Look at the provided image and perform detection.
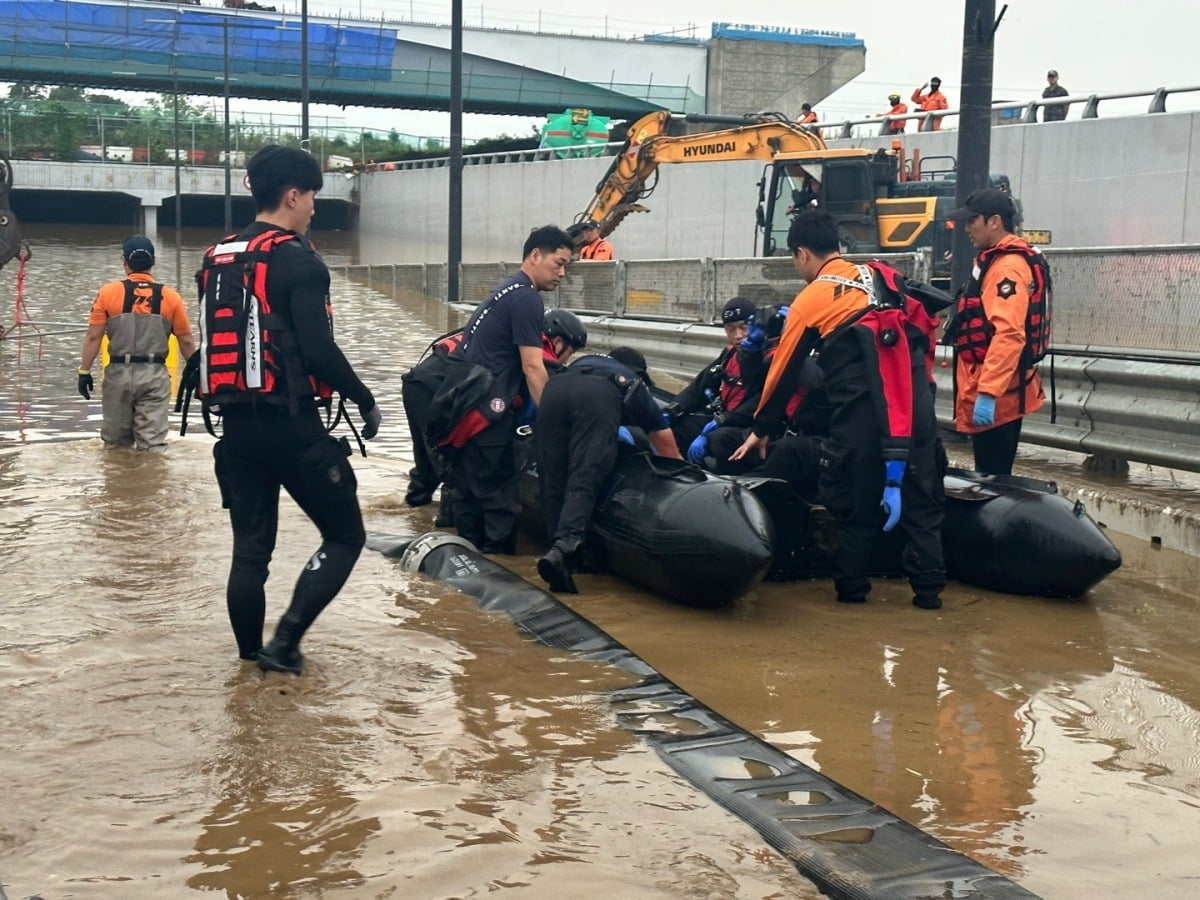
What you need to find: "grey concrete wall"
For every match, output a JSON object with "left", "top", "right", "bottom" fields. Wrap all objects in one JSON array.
[
  {"left": 705, "top": 38, "right": 865, "bottom": 118},
  {"left": 355, "top": 110, "right": 1200, "bottom": 265}
]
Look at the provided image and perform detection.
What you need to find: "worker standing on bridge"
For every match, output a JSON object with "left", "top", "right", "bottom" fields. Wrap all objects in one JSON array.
[
  {"left": 797, "top": 103, "right": 818, "bottom": 125},
  {"left": 730, "top": 209, "right": 946, "bottom": 610},
  {"left": 77, "top": 235, "right": 195, "bottom": 450},
  {"left": 944, "top": 188, "right": 1048, "bottom": 476},
  {"left": 578, "top": 219, "right": 613, "bottom": 260},
  {"left": 883, "top": 94, "right": 908, "bottom": 134},
  {"left": 912, "top": 77, "right": 949, "bottom": 131}
]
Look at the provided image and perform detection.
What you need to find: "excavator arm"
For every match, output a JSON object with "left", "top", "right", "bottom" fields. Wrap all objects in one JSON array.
[{"left": 579, "top": 110, "right": 827, "bottom": 240}]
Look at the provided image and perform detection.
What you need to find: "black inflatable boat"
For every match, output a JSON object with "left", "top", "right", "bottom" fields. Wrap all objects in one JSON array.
[{"left": 516, "top": 442, "right": 1121, "bottom": 607}]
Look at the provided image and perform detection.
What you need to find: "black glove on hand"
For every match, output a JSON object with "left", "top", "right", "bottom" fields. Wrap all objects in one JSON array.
[
  {"left": 360, "top": 404, "right": 382, "bottom": 440},
  {"left": 77, "top": 370, "right": 94, "bottom": 400},
  {"left": 180, "top": 351, "right": 200, "bottom": 391}
]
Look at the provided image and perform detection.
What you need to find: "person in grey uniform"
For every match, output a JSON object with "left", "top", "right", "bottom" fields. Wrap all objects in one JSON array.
[{"left": 78, "top": 235, "right": 196, "bottom": 450}]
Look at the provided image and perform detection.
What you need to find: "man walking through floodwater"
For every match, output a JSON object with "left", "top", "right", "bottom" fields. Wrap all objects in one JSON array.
[
  {"left": 78, "top": 235, "right": 195, "bottom": 450},
  {"left": 198, "top": 145, "right": 382, "bottom": 675}
]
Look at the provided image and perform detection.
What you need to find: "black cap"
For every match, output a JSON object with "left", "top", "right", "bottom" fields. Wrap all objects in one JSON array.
[
  {"left": 609, "top": 346, "right": 654, "bottom": 388},
  {"left": 722, "top": 296, "right": 756, "bottom": 324},
  {"left": 122, "top": 234, "right": 155, "bottom": 270},
  {"left": 948, "top": 188, "right": 1016, "bottom": 222},
  {"left": 1047, "top": 69, "right": 1058, "bottom": 77},
  {"left": 930, "top": 76, "right": 941, "bottom": 85},
  {"left": 582, "top": 219, "right": 599, "bottom": 230}
]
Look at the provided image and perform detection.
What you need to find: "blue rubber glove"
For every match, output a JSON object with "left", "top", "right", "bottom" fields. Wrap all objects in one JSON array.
[
  {"left": 661, "top": 410, "right": 673, "bottom": 428},
  {"left": 972, "top": 394, "right": 996, "bottom": 428},
  {"left": 687, "top": 420, "right": 719, "bottom": 464},
  {"left": 880, "top": 459, "right": 906, "bottom": 532},
  {"left": 616, "top": 426, "right": 634, "bottom": 445},
  {"left": 741, "top": 316, "right": 766, "bottom": 352}
]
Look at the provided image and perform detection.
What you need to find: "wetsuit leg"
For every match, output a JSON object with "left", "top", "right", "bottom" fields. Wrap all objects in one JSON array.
[
  {"left": 539, "top": 374, "right": 620, "bottom": 551},
  {"left": 214, "top": 438, "right": 281, "bottom": 660},
  {"left": 535, "top": 386, "right": 571, "bottom": 543},
  {"left": 452, "top": 410, "right": 519, "bottom": 553},
  {"left": 971, "top": 418, "right": 1022, "bottom": 475},
  {"left": 706, "top": 426, "right": 755, "bottom": 475},
  {"left": 271, "top": 435, "right": 365, "bottom": 650},
  {"left": 753, "top": 433, "right": 821, "bottom": 492},
  {"left": 401, "top": 371, "right": 441, "bottom": 505},
  {"left": 900, "top": 380, "right": 947, "bottom": 606}
]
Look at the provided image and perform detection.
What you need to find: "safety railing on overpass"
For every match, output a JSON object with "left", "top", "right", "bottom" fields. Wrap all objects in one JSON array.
[{"left": 340, "top": 243, "right": 1200, "bottom": 473}]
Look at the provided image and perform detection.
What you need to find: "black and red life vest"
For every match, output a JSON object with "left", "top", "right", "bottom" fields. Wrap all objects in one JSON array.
[
  {"left": 716, "top": 349, "right": 749, "bottom": 413},
  {"left": 947, "top": 242, "right": 1052, "bottom": 368},
  {"left": 197, "top": 227, "right": 333, "bottom": 412}
]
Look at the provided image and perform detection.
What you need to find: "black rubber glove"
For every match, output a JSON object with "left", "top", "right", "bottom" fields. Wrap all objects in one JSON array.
[
  {"left": 360, "top": 404, "right": 382, "bottom": 440},
  {"left": 77, "top": 370, "right": 94, "bottom": 400}
]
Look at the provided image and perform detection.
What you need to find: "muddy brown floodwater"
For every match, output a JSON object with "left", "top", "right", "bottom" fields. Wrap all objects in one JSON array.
[{"left": 2, "top": 225, "right": 1199, "bottom": 898}]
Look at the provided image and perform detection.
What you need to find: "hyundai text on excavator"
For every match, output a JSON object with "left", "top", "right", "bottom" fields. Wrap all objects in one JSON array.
[{"left": 577, "top": 110, "right": 1024, "bottom": 285}]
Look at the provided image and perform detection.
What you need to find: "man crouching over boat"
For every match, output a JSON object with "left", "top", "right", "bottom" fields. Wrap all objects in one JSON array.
[
  {"left": 535, "top": 347, "right": 682, "bottom": 593},
  {"left": 731, "top": 210, "right": 945, "bottom": 610}
]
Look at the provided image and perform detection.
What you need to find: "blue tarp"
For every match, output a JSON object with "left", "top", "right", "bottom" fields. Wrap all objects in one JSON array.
[
  {"left": 711, "top": 21, "right": 864, "bottom": 48},
  {"left": 0, "top": 0, "right": 396, "bottom": 81}
]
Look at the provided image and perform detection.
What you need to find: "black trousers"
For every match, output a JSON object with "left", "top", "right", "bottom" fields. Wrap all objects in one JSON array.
[
  {"left": 214, "top": 406, "right": 365, "bottom": 659},
  {"left": 754, "top": 433, "right": 821, "bottom": 490},
  {"left": 535, "top": 372, "right": 621, "bottom": 552},
  {"left": 449, "top": 409, "right": 520, "bottom": 551},
  {"left": 820, "top": 388, "right": 946, "bottom": 603},
  {"left": 400, "top": 367, "right": 444, "bottom": 500},
  {"left": 971, "top": 417, "right": 1023, "bottom": 475}
]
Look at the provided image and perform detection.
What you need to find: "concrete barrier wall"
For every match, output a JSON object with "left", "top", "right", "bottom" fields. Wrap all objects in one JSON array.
[{"left": 356, "top": 110, "right": 1200, "bottom": 265}]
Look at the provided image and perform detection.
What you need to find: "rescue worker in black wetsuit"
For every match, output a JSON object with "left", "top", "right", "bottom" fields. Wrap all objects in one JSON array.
[
  {"left": 440, "top": 225, "right": 575, "bottom": 554},
  {"left": 731, "top": 209, "right": 945, "bottom": 610},
  {"left": 535, "top": 347, "right": 682, "bottom": 593},
  {"left": 664, "top": 296, "right": 765, "bottom": 453},
  {"left": 200, "top": 145, "right": 382, "bottom": 675}
]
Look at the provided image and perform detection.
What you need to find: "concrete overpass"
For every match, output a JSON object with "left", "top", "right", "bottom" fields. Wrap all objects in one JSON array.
[
  {"left": 0, "top": 0, "right": 865, "bottom": 119},
  {"left": 10, "top": 159, "right": 357, "bottom": 238}
]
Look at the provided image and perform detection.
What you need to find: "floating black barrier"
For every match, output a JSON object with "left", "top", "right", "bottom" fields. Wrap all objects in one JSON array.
[{"left": 368, "top": 531, "right": 1041, "bottom": 899}]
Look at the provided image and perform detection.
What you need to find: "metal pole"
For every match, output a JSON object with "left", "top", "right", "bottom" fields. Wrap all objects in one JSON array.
[
  {"left": 448, "top": 0, "right": 463, "bottom": 303},
  {"left": 951, "top": 0, "right": 1000, "bottom": 289},
  {"left": 174, "top": 73, "right": 181, "bottom": 249},
  {"left": 301, "top": 0, "right": 310, "bottom": 148},
  {"left": 223, "top": 19, "right": 232, "bottom": 233}
]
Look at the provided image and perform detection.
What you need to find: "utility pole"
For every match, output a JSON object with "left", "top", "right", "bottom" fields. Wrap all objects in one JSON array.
[
  {"left": 447, "top": 0, "right": 463, "bottom": 303},
  {"left": 952, "top": 0, "right": 1004, "bottom": 289},
  {"left": 301, "top": 0, "right": 310, "bottom": 148},
  {"left": 223, "top": 18, "right": 232, "bottom": 233}
]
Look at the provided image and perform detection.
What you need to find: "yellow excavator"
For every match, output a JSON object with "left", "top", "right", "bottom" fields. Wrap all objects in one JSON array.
[{"left": 579, "top": 110, "right": 1023, "bottom": 282}]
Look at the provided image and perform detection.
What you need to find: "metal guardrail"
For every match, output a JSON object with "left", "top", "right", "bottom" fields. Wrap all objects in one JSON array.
[
  {"left": 341, "top": 244, "right": 1200, "bottom": 473},
  {"left": 365, "top": 85, "right": 1200, "bottom": 171}
]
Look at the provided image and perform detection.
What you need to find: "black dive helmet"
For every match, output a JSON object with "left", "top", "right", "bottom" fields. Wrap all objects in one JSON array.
[{"left": 544, "top": 308, "right": 588, "bottom": 349}]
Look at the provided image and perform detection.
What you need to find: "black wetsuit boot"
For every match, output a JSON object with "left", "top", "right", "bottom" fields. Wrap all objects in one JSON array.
[{"left": 258, "top": 541, "right": 363, "bottom": 674}]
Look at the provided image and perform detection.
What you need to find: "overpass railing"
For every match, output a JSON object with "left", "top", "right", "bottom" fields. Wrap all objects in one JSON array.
[{"left": 341, "top": 244, "right": 1200, "bottom": 473}]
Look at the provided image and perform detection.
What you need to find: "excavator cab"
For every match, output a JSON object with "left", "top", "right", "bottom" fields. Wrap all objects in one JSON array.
[{"left": 760, "top": 154, "right": 882, "bottom": 256}]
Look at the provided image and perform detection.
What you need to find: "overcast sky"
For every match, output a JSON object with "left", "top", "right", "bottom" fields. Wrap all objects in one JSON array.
[{"left": 114, "top": 0, "right": 1200, "bottom": 141}]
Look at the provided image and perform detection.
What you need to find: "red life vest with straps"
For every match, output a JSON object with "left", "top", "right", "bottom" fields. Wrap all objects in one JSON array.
[
  {"left": 946, "top": 242, "right": 1052, "bottom": 367},
  {"left": 717, "top": 349, "right": 749, "bottom": 413},
  {"left": 197, "top": 227, "right": 334, "bottom": 412}
]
